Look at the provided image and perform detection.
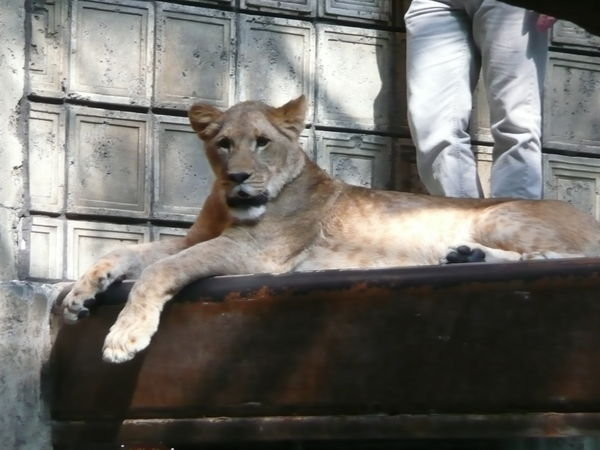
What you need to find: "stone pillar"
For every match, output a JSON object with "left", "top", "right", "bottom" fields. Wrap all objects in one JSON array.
[
  {"left": 0, "top": 0, "right": 27, "bottom": 280},
  {"left": 0, "top": 281, "right": 60, "bottom": 450}
]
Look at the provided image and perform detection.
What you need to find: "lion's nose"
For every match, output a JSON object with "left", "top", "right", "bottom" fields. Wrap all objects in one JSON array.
[{"left": 228, "top": 172, "right": 251, "bottom": 184}]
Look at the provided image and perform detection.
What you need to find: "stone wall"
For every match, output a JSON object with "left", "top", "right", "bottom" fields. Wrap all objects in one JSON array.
[
  {"left": 543, "top": 27, "right": 600, "bottom": 216},
  {"left": 24, "top": 0, "right": 416, "bottom": 280},
  {"left": 14, "top": 0, "right": 600, "bottom": 280}
]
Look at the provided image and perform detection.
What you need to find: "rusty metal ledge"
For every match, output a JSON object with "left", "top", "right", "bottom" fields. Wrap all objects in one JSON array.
[
  {"left": 51, "top": 412, "right": 600, "bottom": 445},
  {"left": 51, "top": 259, "right": 600, "bottom": 444},
  {"left": 54, "top": 257, "right": 600, "bottom": 306}
]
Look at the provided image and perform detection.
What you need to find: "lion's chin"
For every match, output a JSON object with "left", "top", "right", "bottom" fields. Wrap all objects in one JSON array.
[
  {"left": 229, "top": 205, "right": 267, "bottom": 222},
  {"left": 226, "top": 191, "right": 269, "bottom": 222},
  {"left": 225, "top": 191, "right": 269, "bottom": 208}
]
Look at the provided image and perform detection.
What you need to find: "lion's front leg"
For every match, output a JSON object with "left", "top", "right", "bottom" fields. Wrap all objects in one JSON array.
[
  {"left": 62, "top": 238, "right": 188, "bottom": 323},
  {"left": 101, "top": 273, "right": 165, "bottom": 363},
  {"left": 102, "top": 236, "right": 258, "bottom": 363}
]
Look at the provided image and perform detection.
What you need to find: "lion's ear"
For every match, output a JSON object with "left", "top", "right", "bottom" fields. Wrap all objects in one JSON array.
[
  {"left": 188, "top": 103, "right": 223, "bottom": 140},
  {"left": 272, "top": 95, "right": 307, "bottom": 137}
]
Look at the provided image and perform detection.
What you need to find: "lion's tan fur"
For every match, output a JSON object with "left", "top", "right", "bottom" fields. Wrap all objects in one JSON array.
[{"left": 62, "top": 95, "right": 600, "bottom": 363}]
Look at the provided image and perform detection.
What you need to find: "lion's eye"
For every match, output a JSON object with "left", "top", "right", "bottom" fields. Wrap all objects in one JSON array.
[
  {"left": 217, "top": 137, "right": 231, "bottom": 149},
  {"left": 256, "top": 136, "right": 270, "bottom": 148}
]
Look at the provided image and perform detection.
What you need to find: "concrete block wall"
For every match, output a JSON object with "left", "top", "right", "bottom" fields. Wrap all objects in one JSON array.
[
  {"left": 14, "top": 0, "right": 600, "bottom": 282},
  {"left": 23, "top": 0, "right": 418, "bottom": 281},
  {"left": 543, "top": 23, "right": 600, "bottom": 219}
]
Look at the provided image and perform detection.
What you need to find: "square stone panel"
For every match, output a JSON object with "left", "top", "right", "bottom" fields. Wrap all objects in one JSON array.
[
  {"left": 67, "top": 106, "right": 150, "bottom": 218},
  {"left": 237, "top": 15, "right": 315, "bottom": 121},
  {"left": 29, "top": 104, "right": 66, "bottom": 213},
  {"left": 240, "top": 0, "right": 315, "bottom": 16},
  {"left": 28, "top": 216, "right": 65, "bottom": 279},
  {"left": 544, "top": 53, "right": 600, "bottom": 154},
  {"left": 66, "top": 220, "right": 149, "bottom": 279},
  {"left": 29, "top": 0, "right": 68, "bottom": 97},
  {"left": 551, "top": 21, "right": 600, "bottom": 52},
  {"left": 155, "top": 3, "right": 235, "bottom": 110},
  {"left": 151, "top": 226, "right": 189, "bottom": 241},
  {"left": 543, "top": 153, "right": 600, "bottom": 220},
  {"left": 316, "top": 25, "right": 405, "bottom": 132},
  {"left": 316, "top": 131, "right": 392, "bottom": 189},
  {"left": 153, "top": 115, "right": 214, "bottom": 223},
  {"left": 69, "top": 0, "right": 153, "bottom": 106},
  {"left": 319, "top": 0, "right": 392, "bottom": 25}
]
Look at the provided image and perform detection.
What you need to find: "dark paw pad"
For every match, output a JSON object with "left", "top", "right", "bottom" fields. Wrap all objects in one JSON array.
[
  {"left": 445, "top": 245, "right": 486, "bottom": 264},
  {"left": 83, "top": 297, "right": 97, "bottom": 308}
]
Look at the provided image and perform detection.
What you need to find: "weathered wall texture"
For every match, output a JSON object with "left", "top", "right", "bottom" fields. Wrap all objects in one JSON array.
[
  {"left": 0, "top": 281, "right": 59, "bottom": 450},
  {"left": 22, "top": 0, "right": 407, "bottom": 281},
  {"left": 1, "top": 2, "right": 596, "bottom": 276},
  {"left": 17, "top": 0, "right": 600, "bottom": 281},
  {"left": 0, "top": 0, "right": 27, "bottom": 280}
]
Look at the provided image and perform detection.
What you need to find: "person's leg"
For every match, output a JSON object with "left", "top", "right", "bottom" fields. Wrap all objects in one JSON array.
[
  {"left": 473, "top": 0, "right": 547, "bottom": 199},
  {"left": 405, "top": 0, "right": 482, "bottom": 198}
]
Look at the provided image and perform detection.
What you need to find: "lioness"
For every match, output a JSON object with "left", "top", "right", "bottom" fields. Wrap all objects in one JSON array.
[{"left": 63, "top": 95, "right": 600, "bottom": 363}]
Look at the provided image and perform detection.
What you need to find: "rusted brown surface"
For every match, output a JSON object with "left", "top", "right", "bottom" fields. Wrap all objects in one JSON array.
[
  {"left": 51, "top": 413, "right": 600, "bottom": 445},
  {"left": 51, "top": 259, "right": 600, "bottom": 444},
  {"left": 499, "top": 0, "right": 599, "bottom": 35}
]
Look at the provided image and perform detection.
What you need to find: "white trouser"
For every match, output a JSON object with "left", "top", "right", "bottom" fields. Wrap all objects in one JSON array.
[{"left": 405, "top": 0, "right": 548, "bottom": 198}]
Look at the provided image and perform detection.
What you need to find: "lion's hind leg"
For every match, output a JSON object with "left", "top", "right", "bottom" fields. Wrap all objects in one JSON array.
[
  {"left": 521, "top": 250, "right": 586, "bottom": 260},
  {"left": 471, "top": 199, "right": 600, "bottom": 262},
  {"left": 441, "top": 243, "right": 522, "bottom": 265},
  {"left": 441, "top": 244, "right": 586, "bottom": 265},
  {"left": 444, "top": 245, "right": 486, "bottom": 264}
]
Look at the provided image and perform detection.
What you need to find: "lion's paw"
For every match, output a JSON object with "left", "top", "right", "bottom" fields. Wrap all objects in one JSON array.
[
  {"left": 441, "top": 245, "right": 486, "bottom": 264},
  {"left": 102, "top": 309, "right": 159, "bottom": 363},
  {"left": 62, "top": 288, "right": 98, "bottom": 323},
  {"left": 62, "top": 262, "right": 124, "bottom": 323}
]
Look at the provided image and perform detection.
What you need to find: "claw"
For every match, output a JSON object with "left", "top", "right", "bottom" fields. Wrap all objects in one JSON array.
[{"left": 63, "top": 309, "right": 80, "bottom": 324}]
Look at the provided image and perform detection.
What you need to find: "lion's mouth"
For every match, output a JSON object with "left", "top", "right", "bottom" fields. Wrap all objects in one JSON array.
[{"left": 226, "top": 191, "right": 269, "bottom": 208}]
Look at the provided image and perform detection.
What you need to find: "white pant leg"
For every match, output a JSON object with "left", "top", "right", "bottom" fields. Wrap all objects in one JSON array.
[
  {"left": 473, "top": 0, "right": 547, "bottom": 199},
  {"left": 405, "top": 0, "right": 483, "bottom": 198}
]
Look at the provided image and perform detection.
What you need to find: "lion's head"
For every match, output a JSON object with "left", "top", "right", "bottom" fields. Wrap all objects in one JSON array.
[{"left": 188, "top": 96, "right": 307, "bottom": 221}]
